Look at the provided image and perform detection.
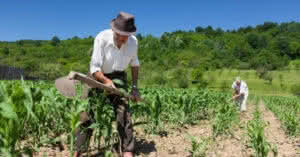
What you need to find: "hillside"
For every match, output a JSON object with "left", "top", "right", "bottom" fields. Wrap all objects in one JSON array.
[{"left": 0, "top": 21, "right": 300, "bottom": 93}]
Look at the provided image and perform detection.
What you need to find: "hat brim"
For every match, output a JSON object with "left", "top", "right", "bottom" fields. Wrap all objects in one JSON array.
[{"left": 110, "top": 20, "right": 136, "bottom": 36}]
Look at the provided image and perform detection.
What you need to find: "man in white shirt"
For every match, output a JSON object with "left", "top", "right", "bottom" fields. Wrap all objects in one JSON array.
[
  {"left": 232, "top": 77, "right": 248, "bottom": 112},
  {"left": 74, "top": 12, "right": 140, "bottom": 157}
]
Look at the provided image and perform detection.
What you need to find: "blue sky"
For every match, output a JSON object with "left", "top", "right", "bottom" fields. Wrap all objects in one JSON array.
[{"left": 0, "top": 0, "right": 299, "bottom": 41}]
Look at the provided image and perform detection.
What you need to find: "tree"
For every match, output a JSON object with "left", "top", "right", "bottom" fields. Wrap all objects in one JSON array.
[
  {"left": 204, "top": 26, "right": 215, "bottom": 36},
  {"left": 275, "top": 37, "right": 290, "bottom": 57},
  {"left": 136, "top": 33, "right": 143, "bottom": 41},
  {"left": 2, "top": 47, "right": 9, "bottom": 55},
  {"left": 238, "top": 26, "right": 253, "bottom": 33},
  {"left": 289, "top": 41, "right": 300, "bottom": 59},
  {"left": 20, "top": 48, "right": 26, "bottom": 55},
  {"left": 195, "top": 26, "right": 204, "bottom": 33},
  {"left": 256, "top": 21, "right": 277, "bottom": 32},
  {"left": 51, "top": 36, "right": 60, "bottom": 46},
  {"left": 215, "top": 28, "right": 224, "bottom": 36},
  {"left": 35, "top": 41, "right": 42, "bottom": 47},
  {"left": 16, "top": 40, "right": 24, "bottom": 46},
  {"left": 246, "top": 33, "right": 267, "bottom": 49}
]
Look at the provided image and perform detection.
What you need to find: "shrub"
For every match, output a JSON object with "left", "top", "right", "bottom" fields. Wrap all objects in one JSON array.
[
  {"left": 291, "top": 84, "right": 300, "bottom": 96},
  {"left": 191, "top": 68, "right": 208, "bottom": 88},
  {"left": 153, "top": 74, "right": 167, "bottom": 86},
  {"left": 177, "top": 77, "right": 189, "bottom": 88},
  {"left": 2, "top": 47, "right": 9, "bottom": 55},
  {"left": 20, "top": 49, "right": 26, "bottom": 55},
  {"left": 51, "top": 36, "right": 61, "bottom": 46}
]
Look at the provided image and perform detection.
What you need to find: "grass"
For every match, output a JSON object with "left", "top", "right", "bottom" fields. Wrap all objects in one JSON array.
[
  {"left": 204, "top": 69, "right": 300, "bottom": 96},
  {"left": 129, "top": 68, "right": 299, "bottom": 97}
]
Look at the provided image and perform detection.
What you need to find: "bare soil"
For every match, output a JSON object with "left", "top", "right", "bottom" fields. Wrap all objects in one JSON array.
[
  {"left": 258, "top": 101, "right": 300, "bottom": 157},
  {"left": 24, "top": 101, "right": 300, "bottom": 157}
]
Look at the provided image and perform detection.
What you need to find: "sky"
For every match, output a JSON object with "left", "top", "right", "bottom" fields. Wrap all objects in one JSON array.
[{"left": 0, "top": 0, "right": 299, "bottom": 41}]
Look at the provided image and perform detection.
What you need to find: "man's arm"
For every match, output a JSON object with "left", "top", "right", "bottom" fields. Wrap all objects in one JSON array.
[
  {"left": 90, "top": 35, "right": 115, "bottom": 88},
  {"left": 131, "top": 66, "right": 139, "bottom": 88}
]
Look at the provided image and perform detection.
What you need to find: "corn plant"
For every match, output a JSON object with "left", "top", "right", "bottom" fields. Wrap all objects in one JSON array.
[
  {"left": 212, "top": 97, "right": 239, "bottom": 137},
  {"left": 247, "top": 101, "right": 277, "bottom": 157},
  {"left": 263, "top": 96, "right": 300, "bottom": 136},
  {"left": 185, "top": 135, "right": 210, "bottom": 157},
  {"left": 0, "top": 80, "right": 250, "bottom": 155}
]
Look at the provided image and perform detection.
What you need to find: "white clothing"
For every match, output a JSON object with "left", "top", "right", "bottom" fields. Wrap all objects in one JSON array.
[
  {"left": 232, "top": 81, "right": 249, "bottom": 96},
  {"left": 90, "top": 29, "right": 140, "bottom": 74},
  {"left": 232, "top": 80, "right": 249, "bottom": 111}
]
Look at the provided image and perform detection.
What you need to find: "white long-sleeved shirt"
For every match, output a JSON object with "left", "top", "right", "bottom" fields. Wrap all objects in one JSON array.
[
  {"left": 90, "top": 29, "right": 140, "bottom": 74},
  {"left": 232, "top": 81, "right": 249, "bottom": 96}
]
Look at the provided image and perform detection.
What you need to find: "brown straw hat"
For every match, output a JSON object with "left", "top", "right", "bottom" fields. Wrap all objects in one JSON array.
[{"left": 110, "top": 11, "right": 137, "bottom": 36}]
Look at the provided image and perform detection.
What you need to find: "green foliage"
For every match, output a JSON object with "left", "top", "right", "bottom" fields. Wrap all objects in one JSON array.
[
  {"left": 51, "top": 36, "right": 60, "bottom": 46},
  {"left": 2, "top": 47, "right": 9, "bottom": 55},
  {"left": 220, "top": 80, "right": 228, "bottom": 92},
  {"left": 290, "top": 84, "right": 300, "bottom": 96},
  {"left": 247, "top": 103, "right": 277, "bottom": 157},
  {"left": 256, "top": 67, "right": 273, "bottom": 84},
  {"left": 264, "top": 96, "right": 300, "bottom": 135},
  {"left": 191, "top": 68, "right": 208, "bottom": 88},
  {"left": 0, "top": 21, "right": 300, "bottom": 83},
  {"left": 20, "top": 48, "right": 26, "bottom": 55},
  {"left": 212, "top": 98, "right": 239, "bottom": 137},
  {"left": 34, "top": 40, "right": 42, "bottom": 47},
  {"left": 186, "top": 135, "right": 210, "bottom": 157},
  {"left": 16, "top": 40, "right": 24, "bottom": 46},
  {"left": 288, "top": 60, "right": 300, "bottom": 70},
  {"left": 0, "top": 80, "right": 238, "bottom": 155},
  {"left": 172, "top": 68, "right": 189, "bottom": 88}
]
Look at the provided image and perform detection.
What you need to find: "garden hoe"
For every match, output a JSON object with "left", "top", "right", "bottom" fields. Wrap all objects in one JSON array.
[{"left": 55, "top": 71, "right": 145, "bottom": 102}]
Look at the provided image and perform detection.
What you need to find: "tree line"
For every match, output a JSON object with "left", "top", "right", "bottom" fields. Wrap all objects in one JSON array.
[{"left": 0, "top": 21, "right": 299, "bottom": 82}]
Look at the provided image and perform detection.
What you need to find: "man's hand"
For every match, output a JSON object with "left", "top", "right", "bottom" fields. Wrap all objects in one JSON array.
[
  {"left": 93, "top": 71, "right": 116, "bottom": 89},
  {"left": 232, "top": 94, "right": 241, "bottom": 100},
  {"left": 232, "top": 95, "right": 238, "bottom": 100},
  {"left": 131, "top": 88, "right": 141, "bottom": 102},
  {"left": 103, "top": 79, "right": 116, "bottom": 89}
]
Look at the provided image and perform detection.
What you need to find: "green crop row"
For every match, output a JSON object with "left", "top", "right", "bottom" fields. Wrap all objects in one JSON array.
[
  {"left": 263, "top": 96, "right": 300, "bottom": 136},
  {"left": 0, "top": 80, "right": 242, "bottom": 156}
]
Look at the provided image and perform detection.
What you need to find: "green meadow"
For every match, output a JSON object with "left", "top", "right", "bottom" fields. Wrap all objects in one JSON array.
[{"left": 204, "top": 69, "right": 300, "bottom": 96}]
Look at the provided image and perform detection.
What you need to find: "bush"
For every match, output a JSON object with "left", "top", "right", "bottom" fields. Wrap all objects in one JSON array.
[
  {"left": 264, "top": 73, "right": 273, "bottom": 84},
  {"left": 51, "top": 36, "right": 61, "bottom": 46},
  {"left": 177, "top": 77, "right": 189, "bottom": 88},
  {"left": 20, "top": 49, "right": 26, "bottom": 55},
  {"left": 220, "top": 80, "right": 228, "bottom": 92},
  {"left": 153, "top": 74, "right": 167, "bottom": 86},
  {"left": 256, "top": 67, "right": 273, "bottom": 84},
  {"left": 35, "top": 41, "right": 42, "bottom": 47},
  {"left": 172, "top": 68, "right": 189, "bottom": 88},
  {"left": 191, "top": 68, "right": 208, "bottom": 88},
  {"left": 291, "top": 84, "right": 300, "bottom": 96},
  {"left": 2, "top": 47, "right": 9, "bottom": 55},
  {"left": 16, "top": 40, "right": 24, "bottom": 46}
]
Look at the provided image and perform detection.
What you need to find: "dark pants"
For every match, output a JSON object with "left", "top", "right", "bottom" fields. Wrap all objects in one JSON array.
[{"left": 75, "top": 71, "right": 134, "bottom": 153}]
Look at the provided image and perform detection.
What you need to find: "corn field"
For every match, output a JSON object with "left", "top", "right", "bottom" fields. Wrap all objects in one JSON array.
[{"left": 0, "top": 80, "right": 300, "bottom": 156}]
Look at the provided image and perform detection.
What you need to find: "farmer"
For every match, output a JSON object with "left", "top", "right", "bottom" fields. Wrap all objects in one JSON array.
[
  {"left": 232, "top": 76, "right": 248, "bottom": 112},
  {"left": 74, "top": 12, "right": 140, "bottom": 157}
]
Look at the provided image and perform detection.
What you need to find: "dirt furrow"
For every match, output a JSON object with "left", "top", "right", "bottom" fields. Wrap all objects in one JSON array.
[
  {"left": 206, "top": 103, "right": 255, "bottom": 157},
  {"left": 259, "top": 101, "right": 300, "bottom": 157},
  {"left": 134, "top": 120, "right": 212, "bottom": 157}
]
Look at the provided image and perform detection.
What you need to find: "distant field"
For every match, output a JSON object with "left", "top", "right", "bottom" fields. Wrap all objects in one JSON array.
[{"left": 204, "top": 69, "right": 300, "bottom": 96}]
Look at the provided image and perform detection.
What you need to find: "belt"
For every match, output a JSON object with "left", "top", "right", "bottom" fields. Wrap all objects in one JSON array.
[
  {"left": 104, "top": 71, "right": 126, "bottom": 79},
  {"left": 104, "top": 71, "right": 125, "bottom": 75}
]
